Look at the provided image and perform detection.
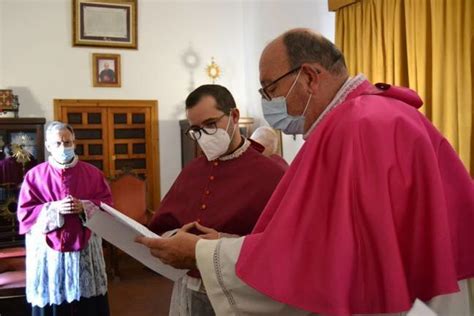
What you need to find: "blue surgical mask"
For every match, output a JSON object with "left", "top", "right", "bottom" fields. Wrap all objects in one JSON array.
[
  {"left": 52, "top": 147, "right": 75, "bottom": 164},
  {"left": 262, "top": 70, "right": 312, "bottom": 135}
]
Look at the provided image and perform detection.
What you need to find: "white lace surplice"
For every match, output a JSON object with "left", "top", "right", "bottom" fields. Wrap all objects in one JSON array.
[{"left": 25, "top": 201, "right": 108, "bottom": 308}]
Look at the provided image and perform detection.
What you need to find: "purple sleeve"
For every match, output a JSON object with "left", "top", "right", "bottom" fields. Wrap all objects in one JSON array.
[
  {"left": 88, "top": 175, "right": 113, "bottom": 207},
  {"left": 17, "top": 173, "right": 46, "bottom": 234}
]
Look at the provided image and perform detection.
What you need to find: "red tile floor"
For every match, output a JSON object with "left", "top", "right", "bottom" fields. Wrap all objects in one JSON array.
[{"left": 108, "top": 254, "right": 174, "bottom": 316}]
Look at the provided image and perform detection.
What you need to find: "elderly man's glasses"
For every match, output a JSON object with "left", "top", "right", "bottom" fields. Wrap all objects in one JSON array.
[
  {"left": 258, "top": 66, "right": 301, "bottom": 101},
  {"left": 185, "top": 114, "right": 227, "bottom": 141}
]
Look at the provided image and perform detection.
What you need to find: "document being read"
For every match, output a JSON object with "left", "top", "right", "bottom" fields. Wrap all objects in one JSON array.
[{"left": 85, "top": 202, "right": 187, "bottom": 281}]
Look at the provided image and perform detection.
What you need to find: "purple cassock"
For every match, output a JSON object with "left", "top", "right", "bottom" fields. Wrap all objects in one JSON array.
[
  {"left": 269, "top": 154, "right": 289, "bottom": 170},
  {"left": 149, "top": 143, "right": 286, "bottom": 237},
  {"left": 149, "top": 139, "right": 286, "bottom": 280},
  {"left": 17, "top": 160, "right": 112, "bottom": 252}
]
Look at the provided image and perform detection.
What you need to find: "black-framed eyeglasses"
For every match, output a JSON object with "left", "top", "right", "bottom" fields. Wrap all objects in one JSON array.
[
  {"left": 184, "top": 113, "right": 227, "bottom": 141},
  {"left": 258, "top": 66, "right": 301, "bottom": 101}
]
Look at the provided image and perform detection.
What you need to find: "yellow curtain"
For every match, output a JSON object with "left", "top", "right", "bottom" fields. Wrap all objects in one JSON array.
[{"left": 335, "top": 0, "right": 474, "bottom": 174}]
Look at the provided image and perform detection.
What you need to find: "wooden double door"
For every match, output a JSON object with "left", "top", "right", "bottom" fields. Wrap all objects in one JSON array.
[{"left": 54, "top": 99, "right": 160, "bottom": 209}]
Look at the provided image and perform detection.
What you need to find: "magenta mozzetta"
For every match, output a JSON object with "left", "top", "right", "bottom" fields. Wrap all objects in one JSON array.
[{"left": 17, "top": 158, "right": 112, "bottom": 252}]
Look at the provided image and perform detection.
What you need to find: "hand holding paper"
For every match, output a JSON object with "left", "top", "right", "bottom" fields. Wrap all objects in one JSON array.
[
  {"left": 181, "top": 221, "right": 220, "bottom": 240},
  {"left": 135, "top": 231, "right": 200, "bottom": 270}
]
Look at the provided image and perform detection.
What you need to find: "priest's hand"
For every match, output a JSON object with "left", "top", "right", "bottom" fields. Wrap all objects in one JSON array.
[
  {"left": 54, "top": 196, "right": 83, "bottom": 214},
  {"left": 181, "top": 221, "right": 220, "bottom": 240},
  {"left": 135, "top": 231, "right": 200, "bottom": 270},
  {"left": 70, "top": 197, "right": 84, "bottom": 214}
]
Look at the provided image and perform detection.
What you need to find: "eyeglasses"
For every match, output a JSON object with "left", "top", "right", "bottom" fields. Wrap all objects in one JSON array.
[
  {"left": 185, "top": 114, "right": 227, "bottom": 141},
  {"left": 258, "top": 66, "right": 301, "bottom": 101}
]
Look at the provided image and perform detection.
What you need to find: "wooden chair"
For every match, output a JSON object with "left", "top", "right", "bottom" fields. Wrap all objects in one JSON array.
[{"left": 106, "top": 173, "right": 153, "bottom": 280}]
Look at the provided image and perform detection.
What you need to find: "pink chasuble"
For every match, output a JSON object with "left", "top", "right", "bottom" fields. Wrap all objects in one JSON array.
[
  {"left": 18, "top": 160, "right": 112, "bottom": 252},
  {"left": 236, "top": 81, "right": 474, "bottom": 315}
]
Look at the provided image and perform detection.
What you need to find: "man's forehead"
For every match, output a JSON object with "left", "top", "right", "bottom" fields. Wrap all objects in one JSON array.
[
  {"left": 48, "top": 129, "right": 74, "bottom": 141},
  {"left": 259, "top": 40, "right": 290, "bottom": 84},
  {"left": 186, "top": 96, "right": 224, "bottom": 124}
]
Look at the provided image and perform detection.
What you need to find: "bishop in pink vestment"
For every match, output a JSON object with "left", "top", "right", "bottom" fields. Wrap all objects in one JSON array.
[
  {"left": 135, "top": 29, "right": 474, "bottom": 316},
  {"left": 236, "top": 78, "right": 474, "bottom": 315}
]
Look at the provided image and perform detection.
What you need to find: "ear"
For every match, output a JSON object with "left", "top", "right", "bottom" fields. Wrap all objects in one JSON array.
[
  {"left": 45, "top": 142, "right": 51, "bottom": 153},
  {"left": 231, "top": 108, "right": 240, "bottom": 124},
  {"left": 300, "top": 63, "right": 320, "bottom": 94}
]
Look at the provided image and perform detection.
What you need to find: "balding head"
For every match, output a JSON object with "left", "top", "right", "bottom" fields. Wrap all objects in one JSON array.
[
  {"left": 282, "top": 28, "right": 346, "bottom": 75},
  {"left": 260, "top": 28, "right": 347, "bottom": 80},
  {"left": 258, "top": 29, "right": 349, "bottom": 134}
]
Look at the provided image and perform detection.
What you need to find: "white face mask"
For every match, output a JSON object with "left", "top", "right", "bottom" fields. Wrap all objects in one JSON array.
[{"left": 197, "top": 114, "right": 236, "bottom": 161}]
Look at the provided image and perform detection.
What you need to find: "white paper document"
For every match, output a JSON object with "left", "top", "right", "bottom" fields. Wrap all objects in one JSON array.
[{"left": 85, "top": 202, "right": 187, "bottom": 281}]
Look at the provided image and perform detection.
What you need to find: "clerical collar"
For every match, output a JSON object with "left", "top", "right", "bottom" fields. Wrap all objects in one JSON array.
[
  {"left": 48, "top": 155, "right": 79, "bottom": 169},
  {"left": 218, "top": 137, "right": 251, "bottom": 161},
  {"left": 303, "top": 74, "right": 367, "bottom": 140}
]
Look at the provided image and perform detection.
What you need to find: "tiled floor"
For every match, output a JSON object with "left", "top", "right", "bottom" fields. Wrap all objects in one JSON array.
[{"left": 108, "top": 254, "right": 174, "bottom": 316}]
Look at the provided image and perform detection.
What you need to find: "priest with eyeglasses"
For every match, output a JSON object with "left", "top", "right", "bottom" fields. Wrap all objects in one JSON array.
[{"left": 148, "top": 84, "right": 286, "bottom": 316}]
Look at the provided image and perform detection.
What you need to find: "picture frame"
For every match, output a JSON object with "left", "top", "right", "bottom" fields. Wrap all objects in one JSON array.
[
  {"left": 92, "top": 53, "right": 121, "bottom": 88},
  {"left": 72, "top": 0, "right": 138, "bottom": 49}
]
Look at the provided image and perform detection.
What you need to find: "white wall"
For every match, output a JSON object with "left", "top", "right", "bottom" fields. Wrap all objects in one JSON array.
[
  {"left": 242, "top": 0, "right": 335, "bottom": 163},
  {"left": 1, "top": 0, "right": 248, "bottom": 196},
  {"left": 1, "top": 0, "right": 335, "bottom": 197}
]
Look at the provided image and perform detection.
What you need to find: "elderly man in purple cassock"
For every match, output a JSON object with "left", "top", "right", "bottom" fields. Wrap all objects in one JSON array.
[
  {"left": 148, "top": 84, "right": 286, "bottom": 316},
  {"left": 17, "top": 121, "right": 112, "bottom": 316}
]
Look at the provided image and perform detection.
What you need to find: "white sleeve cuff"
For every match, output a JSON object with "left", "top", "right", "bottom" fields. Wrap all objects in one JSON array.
[
  {"left": 196, "top": 237, "right": 310, "bottom": 316},
  {"left": 35, "top": 202, "right": 64, "bottom": 233}
]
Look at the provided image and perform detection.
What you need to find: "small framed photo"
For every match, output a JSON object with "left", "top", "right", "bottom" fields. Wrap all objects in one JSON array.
[
  {"left": 92, "top": 53, "right": 121, "bottom": 87},
  {"left": 72, "top": 0, "right": 138, "bottom": 49}
]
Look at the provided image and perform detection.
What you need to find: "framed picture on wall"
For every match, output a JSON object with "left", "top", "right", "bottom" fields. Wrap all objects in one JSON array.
[
  {"left": 92, "top": 53, "right": 121, "bottom": 87},
  {"left": 72, "top": 0, "right": 138, "bottom": 49}
]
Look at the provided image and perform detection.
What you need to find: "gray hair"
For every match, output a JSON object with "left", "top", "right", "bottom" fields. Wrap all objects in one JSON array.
[
  {"left": 46, "top": 121, "right": 75, "bottom": 141},
  {"left": 283, "top": 29, "right": 346, "bottom": 75},
  {"left": 250, "top": 126, "right": 278, "bottom": 155}
]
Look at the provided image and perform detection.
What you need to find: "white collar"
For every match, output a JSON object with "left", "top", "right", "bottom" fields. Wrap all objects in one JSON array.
[
  {"left": 218, "top": 137, "right": 251, "bottom": 161},
  {"left": 303, "top": 74, "right": 367, "bottom": 140},
  {"left": 48, "top": 155, "right": 79, "bottom": 169}
]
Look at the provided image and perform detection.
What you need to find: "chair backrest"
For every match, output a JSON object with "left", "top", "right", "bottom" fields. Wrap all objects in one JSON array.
[{"left": 109, "top": 173, "right": 148, "bottom": 225}]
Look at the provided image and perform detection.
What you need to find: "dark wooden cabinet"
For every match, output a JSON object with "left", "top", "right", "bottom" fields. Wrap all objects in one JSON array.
[{"left": 0, "top": 118, "right": 46, "bottom": 247}]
